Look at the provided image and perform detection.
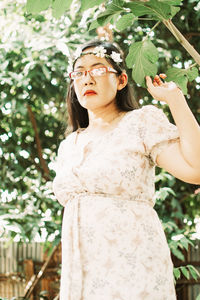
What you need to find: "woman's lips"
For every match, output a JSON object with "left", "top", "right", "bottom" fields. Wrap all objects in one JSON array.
[{"left": 84, "top": 90, "right": 97, "bottom": 96}]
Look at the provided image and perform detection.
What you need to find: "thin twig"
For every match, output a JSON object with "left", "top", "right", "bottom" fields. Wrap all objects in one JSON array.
[
  {"left": 185, "top": 32, "right": 200, "bottom": 40},
  {"left": 142, "top": 20, "right": 161, "bottom": 42},
  {"left": 163, "top": 19, "right": 200, "bottom": 66},
  {"left": 186, "top": 63, "right": 197, "bottom": 70},
  {"left": 138, "top": 18, "right": 156, "bottom": 21}
]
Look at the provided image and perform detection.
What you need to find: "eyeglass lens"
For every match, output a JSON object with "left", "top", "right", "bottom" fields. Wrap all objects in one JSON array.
[{"left": 71, "top": 67, "right": 107, "bottom": 79}]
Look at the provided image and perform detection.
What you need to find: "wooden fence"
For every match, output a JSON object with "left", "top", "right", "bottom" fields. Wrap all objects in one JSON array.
[
  {"left": 0, "top": 241, "right": 43, "bottom": 298},
  {"left": 0, "top": 240, "right": 60, "bottom": 299},
  {"left": 1, "top": 239, "right": 200, "bottom": 299},
  {"left": 175, "top": 239, "right": 200, "bottom": 300}
]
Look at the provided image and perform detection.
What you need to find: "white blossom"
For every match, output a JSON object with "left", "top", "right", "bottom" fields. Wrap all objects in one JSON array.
[
  {"left": 92, "top": 46, "right": 107, "bottom": 58},
  {"left": 71, "top": 46, "right": 122, "bottom": 65},
  {"left": 110, "top": 51, "right": 122, "bottom": 63}
]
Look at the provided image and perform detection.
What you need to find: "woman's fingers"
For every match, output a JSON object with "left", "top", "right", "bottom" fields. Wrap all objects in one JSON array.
[
  {"left": 159, "top": 73, "right": 167, "bottom": 80},
  {"left": 147, "top": 73, "right": 167, "bottom": 87},
  {"left": 153, "top": 78, "right": 159, "bottom": 86},
  {"left": 154, "top": 74, "right": 167, "bottom": 85},
  {"left": 154, "top": 75, "right": 162, "bottom": 85},
  {"left": 146, "top": 76, "right": 154, "bottom": 89},
  {"left": 153, "top": 81, "right": 159, "bottom": 87}
]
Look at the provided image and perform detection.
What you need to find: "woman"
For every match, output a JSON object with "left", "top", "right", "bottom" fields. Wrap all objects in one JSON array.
[{"left": 53, "top": 40, "right": 200, "bottom": 300}]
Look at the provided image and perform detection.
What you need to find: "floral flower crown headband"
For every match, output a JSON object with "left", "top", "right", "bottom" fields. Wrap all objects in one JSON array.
[{"left": 72, "top": 46, "right": 123, "bottom": 66}]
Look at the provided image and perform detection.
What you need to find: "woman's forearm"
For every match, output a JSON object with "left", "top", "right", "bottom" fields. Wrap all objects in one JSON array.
[
  {"left": 168, "top": 92, "right": 200, "bottom": 169},
  {"left": 146, "top": 75, "right": 200, "bottom": 169}
]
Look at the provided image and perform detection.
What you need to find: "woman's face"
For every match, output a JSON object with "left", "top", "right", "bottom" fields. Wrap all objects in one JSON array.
[{"left": 72, "top": 48, "right": 125, "bottom": 111}]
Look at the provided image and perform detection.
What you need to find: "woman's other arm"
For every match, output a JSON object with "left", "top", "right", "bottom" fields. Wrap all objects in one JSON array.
[{"left": 146, "top": 75, "right": 200, "bottom": 184}]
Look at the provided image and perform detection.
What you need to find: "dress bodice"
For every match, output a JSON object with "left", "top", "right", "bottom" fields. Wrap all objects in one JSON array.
[{"left": 52, "top": 105, "right": 180, "bottom": 207}]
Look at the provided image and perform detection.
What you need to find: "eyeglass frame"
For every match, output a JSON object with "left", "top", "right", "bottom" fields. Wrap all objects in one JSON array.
[{"left": 69, "top": 66, "right": 118, "bottom": 80}]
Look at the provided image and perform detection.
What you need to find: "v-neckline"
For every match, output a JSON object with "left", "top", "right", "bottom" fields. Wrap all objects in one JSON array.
[{"left": 74, "top": 110, "right": 134, "bottom": 147}]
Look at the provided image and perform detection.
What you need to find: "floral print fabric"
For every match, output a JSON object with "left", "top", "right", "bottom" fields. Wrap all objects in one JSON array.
[{"left": 53, "top": 105, "right": 179, "bottom": 300}]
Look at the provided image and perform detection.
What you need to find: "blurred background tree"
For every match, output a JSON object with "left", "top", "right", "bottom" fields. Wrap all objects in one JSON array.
[{"left": 0, "top": 0, "right": 200, "bottom": 284}]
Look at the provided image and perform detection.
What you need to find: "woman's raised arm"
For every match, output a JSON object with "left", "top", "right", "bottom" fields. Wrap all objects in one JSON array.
[{"left": 146, "top": 75, "right": 200, "bottom": 184}]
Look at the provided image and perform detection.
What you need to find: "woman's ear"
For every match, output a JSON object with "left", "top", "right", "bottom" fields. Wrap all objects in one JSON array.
[{"left": 117, "top": 72, "right": 128, "bottom": 90}]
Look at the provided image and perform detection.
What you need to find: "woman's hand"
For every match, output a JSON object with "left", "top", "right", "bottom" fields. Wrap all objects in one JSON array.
[{"left": 146, "top": 74, "right": 184, "bottom": 105}]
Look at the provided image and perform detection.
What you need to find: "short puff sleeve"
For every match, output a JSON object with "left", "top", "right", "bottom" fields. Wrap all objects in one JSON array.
[{"left": 141, "top": 105, "right": 180, "bottom": 165}]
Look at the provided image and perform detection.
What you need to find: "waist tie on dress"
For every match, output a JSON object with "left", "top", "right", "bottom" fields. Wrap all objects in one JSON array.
[{"left": 60, "top": 192, "right": 153, "bottom": 300}]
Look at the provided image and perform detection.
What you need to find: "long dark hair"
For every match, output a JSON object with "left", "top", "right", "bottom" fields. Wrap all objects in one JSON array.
[{"left": 65, "top": 40, "right": 139, "bottom": 134}]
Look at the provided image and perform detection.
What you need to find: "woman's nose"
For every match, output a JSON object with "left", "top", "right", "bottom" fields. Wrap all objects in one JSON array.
[{"left": 83, "top": 71, "right": 95, "bottom": 85}]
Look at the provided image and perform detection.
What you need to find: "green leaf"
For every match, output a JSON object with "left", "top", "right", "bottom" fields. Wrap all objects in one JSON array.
[
  {"left": 98, "top": 3, "right": 124, "bottom": 17},
  {"left": 94, "top": 2, "right": 124, "bottom": 27},
  {"left": 170, "top": 6, "right": 180, "bottom": 18},
  {"left": 196, "top": 294, "right": 200, "bottom": 300},
  {"left": 163, "top": 221, "right": 178, "bottom": 232},
  {"left": 174, "top": 76, "right": 188, "bottom": 95},
  {"left": 125, "top": 0, "right": 178, "bottom": 20},
  {"left": 52, "top": 0, "right": 73, "bottom": 18},
  {"left": 126, "top": 40, "right": 158, "bottom": 87},
  {"left": 158, "top": 0, "right": 183, "bottom": 4},
  {"left": 166, "top": 67, "right": 199, "bottom": 95},
  {"left": 180, "top": 236, "right": 194, "bottom": 251},
  {"left": 180, "top": 266, "right": 190, "bottom": 280},
  {"left": 88, "top": 19, "right": 100, "bottom": 31},
  {"left": 116, "top": 14, "right": 136, "bottom": 30},
  {"left": 187, "top": 67, "right": 199, "bottom": 81},
  {"left": 113, "top": 0, "right": 125, "bottom": 6},
  {"left": 187, "top": 265, "right": 200, "bottom": 281},
  {"left": 173, "top": 267, "right": 181, "bottom": 280},
  {"left": 171, "top": 247, "right": 185, "bottom": 261},
  {"left": 80, "top": 0, "right": 105, "bottom": 12},
  {"left": 97, "top": 14, "right": 116, "bottom": 27},
  {"left": 166, "top": 68, "right": 187, "bottom": 93},
  {"left": 148, "top": 0, "right": 175, "bottom": 20},
  {"left": 125, "top": 2, "right": 154, "bottom": 18},
  {"left": 26, "top": 0, "right": 51, "bottom": 14}
]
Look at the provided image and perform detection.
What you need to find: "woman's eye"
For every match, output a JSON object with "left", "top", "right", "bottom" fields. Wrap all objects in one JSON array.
[
  {"left": 92, "top": 68, "right": 105, "bottom": 75},
  {"left": 75, "top": 71, "right": 83, "bottom": 77}
]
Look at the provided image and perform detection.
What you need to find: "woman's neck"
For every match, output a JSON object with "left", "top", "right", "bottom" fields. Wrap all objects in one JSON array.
[{"left": 86, "top": 107, "right": 124, "bottom": 133}]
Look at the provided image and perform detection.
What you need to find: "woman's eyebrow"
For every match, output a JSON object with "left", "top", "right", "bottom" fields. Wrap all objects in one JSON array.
[{"left": 75, "top": 62, "right": 105, "bottom": 69}]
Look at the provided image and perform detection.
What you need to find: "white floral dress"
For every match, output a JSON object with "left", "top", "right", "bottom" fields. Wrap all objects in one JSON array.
[{"left": 53, "top": 105, "right": 179, "bottom": 300}]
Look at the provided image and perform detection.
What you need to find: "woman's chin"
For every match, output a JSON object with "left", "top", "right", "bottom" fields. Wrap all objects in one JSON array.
[{"left": 79, "top": 101, "right": 99, "bottom": 110}]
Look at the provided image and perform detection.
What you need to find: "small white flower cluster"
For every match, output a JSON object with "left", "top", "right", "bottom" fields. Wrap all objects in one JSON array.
[
  {"left": 110, "top": 51, "right": 123, "bottom": 63},
  {"left": 92, "top": 46, "right": 107, "bottom": 58},
  {"left": 72, "top": 45, "right": 123, "bottom": 64}
]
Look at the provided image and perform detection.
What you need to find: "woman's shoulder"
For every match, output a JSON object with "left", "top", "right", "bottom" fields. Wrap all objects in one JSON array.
[
  {"left": 57, "top": 131, "right": 76, "bottom": 153},
  {"left": 125, "top": 104, "right": 159, "bottom": 115},
  {"left": 129, "top": 105, "right": 166, "bottom": 121},
  {"left": 64, "top": 130, "right": 77, "bottom": 141},
  {"left": 138, "top": 104, "right": 161, "bottom": 114},
  {"left": 124, "top": 105, "right": 160, "bottom": 120},
  {"left": 122, "top": 105, "right": 170, "bottom": 134}
]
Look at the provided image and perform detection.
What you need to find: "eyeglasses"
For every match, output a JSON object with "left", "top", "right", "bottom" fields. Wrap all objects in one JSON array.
[{"left": 69, "top": 66, "right": 118, "bottom": 80}]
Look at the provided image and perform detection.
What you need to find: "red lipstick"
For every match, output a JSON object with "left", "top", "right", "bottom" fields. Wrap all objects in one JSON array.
[{"left": 84, "top": 90, "right": 97, "bottom": 96}]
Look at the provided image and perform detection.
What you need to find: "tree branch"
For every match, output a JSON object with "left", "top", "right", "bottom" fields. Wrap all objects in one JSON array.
[
  {"left": 163, "top": 19, "right": 200, "bottom": 66},
  {"left": 23, "top": 243, "right": 60, "bottom": 298},
  {"left": 27, "top": 104, "right": 50, "bottom": 180},
  {"left": 185, "top": 32, "right": 200, "bottom": 41}
]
